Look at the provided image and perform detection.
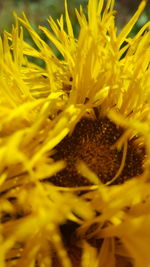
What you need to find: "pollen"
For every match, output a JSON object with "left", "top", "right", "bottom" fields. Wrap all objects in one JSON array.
[{"left": 51, "top": 117, "right": 145, "bottom": 187}]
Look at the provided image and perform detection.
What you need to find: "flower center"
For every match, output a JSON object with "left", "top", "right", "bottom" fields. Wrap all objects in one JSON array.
[{"left": 51, "top": 117, "right": 145, "bottom": 187}]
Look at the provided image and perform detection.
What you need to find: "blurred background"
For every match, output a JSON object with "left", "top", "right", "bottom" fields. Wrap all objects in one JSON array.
[{"left": 0, "top": 0, "right": 149, "bottom": 45}]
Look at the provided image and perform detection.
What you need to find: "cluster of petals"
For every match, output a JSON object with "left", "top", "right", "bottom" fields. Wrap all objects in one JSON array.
[{"left": 0, "top": 1, "right": 149, "bottom": 266}]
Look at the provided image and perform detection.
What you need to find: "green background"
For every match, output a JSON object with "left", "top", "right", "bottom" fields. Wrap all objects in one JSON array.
[{"left": 0, "top": 0, "right": 149, "bottom": 33}]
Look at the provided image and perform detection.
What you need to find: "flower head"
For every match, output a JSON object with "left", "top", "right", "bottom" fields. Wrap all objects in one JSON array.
[{"left": 0, "top": 1, "right": 150, "bottom": 267}]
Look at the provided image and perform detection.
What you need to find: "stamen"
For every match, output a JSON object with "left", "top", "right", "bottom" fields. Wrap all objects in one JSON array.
[{"left": 106, "top": 140, "right": 128, "bottom": 185}]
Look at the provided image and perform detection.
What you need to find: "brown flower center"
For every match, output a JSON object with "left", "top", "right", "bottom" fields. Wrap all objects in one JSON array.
[{"left": 50, "top": 117, "right": 145, "bottom": 187}]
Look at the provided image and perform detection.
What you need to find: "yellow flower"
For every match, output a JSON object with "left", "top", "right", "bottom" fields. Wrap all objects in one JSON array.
[{"left": 0, "top": 0, "right": 150, "bottom": 267}]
